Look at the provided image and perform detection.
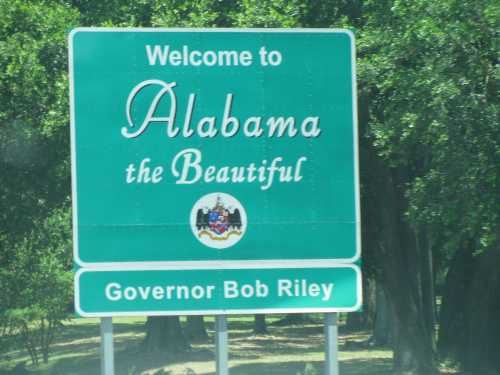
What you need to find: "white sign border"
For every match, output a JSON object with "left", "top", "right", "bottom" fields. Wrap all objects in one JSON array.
[{"left": 69, "top": 27, "right": 361, "bottom": 269}]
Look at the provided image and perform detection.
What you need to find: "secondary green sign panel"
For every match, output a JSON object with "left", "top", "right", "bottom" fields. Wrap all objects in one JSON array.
[
  {"left": 76, "top": 266, "right": 361, "bottom": 316},
  {"left": 69, "top": 28, "right": 360, "bottom": 266}
]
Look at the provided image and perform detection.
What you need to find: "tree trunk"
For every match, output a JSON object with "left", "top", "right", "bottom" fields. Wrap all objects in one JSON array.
[
  {"left": 345, "top": 311, "right": 364, "bottom": 332},
  {"left": 379, "top": 171, "right": 437, "bottom": 374},
  {"left": 417, "top": 227, "right": 437, "bottom": 349},
  {"left": 361, "top": 135, "right": 438, "bottom": 374},
  {"left": 185, "top": 315, "right": 208, "bottom": 341},
  {"left": 346, "top": 276, "right": 376, "bottom": 332},
  {"left": 272, "top": 313, "right": 314, "bottom": 326},
  {"left": 438, "top": 243, "right": 473, "bottom": 360},
  {"left": 359, "top": 95, "right": 437, "bottom": 372},
  {"left": 462, "top": 243, "right": 500, "bottom": 371},
  {"left": 371, "top": 283, "right": 393, "bottom": 346},
  {"left": 12, "top": 362, "right": 29, "bottom": 375},
  {"left": 143, "top": 316, "right": 189, "bottom": 353},
  {"left": 387, "top": 260, "right": 437, "bottom": 375},
  {"left": 438, "top": 234, "right": 500, "bottom": 372},
  {"left": 438, "top": 235, "right": 500, "bottom": 372},
  {"left": 253, "top": 314, "right": 268, "bottom": 334}
]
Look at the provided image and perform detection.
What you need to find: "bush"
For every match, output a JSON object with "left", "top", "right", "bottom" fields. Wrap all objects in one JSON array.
[{"left": 1, "top": 207, "right": 72, "bottom": 365}]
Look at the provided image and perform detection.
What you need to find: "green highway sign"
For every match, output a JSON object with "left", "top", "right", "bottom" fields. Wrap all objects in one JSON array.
[
  {"left": 69, "top": 28, "right": 361, "bottom": 315},
  {"left": 76, "top": 266, "right": 361, "bottom": 316}
]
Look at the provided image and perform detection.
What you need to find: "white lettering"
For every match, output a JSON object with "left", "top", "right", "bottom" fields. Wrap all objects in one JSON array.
[
  {"left": 122, "top": 80, "right": 177, "bottom": 138},
  {"left": 138, "top": 286, "right": 151, "bottom": 299},
  {"left": 221, "top": 94, "right": 239, "bottom": 137},
  {"left": 123, "top": 287, "right": 137, "bottom": 300},
  {"left": 171, "top": 149, "right": 306, "bottom": 190},
  {"left": 171, "top": 148, "right": 202, "bottom": 184},
  {"left": 146, "top": 45, "right": 254, "bottom": 67},
  {"left": 278, "top": 280, "right": 293, "bottom": 297},
  {"left": 146, "top": 45, "right": 169, "bottom": 65},
  {"left": 105, "top": 283, "right": 122, "bottom": 301},
  {"left": 301, "top": 117, "right": 321, "bottom": 137},
  {"left": 152, "top": 286, "right": 164, "bottom": 300},
  {"left": 224, "top": 281, "right": 239, "bottom": 299},
  {"left": 243, "top": 117, "right": 263, "bottom": 137},
  {"left": 267, "top": 117, "right": 298, "bottom": 137},
  {"left": 191, "top": 285, "right": 205, "bottom": 299},
  {"left": 255, "top": 280, "right": 269, "bottom": 297},
  {"left": 321, "top": 283, "right": 334, "bottom": 301},
  {"left": 197, "top": 117, "right": 217, "bottom": 138},
  {"left": 121, "top": 81, "right": 321, "bottom": 140}
]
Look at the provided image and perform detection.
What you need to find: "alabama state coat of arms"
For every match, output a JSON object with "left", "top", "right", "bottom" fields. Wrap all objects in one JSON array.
[{"left": 190, "top": 193, "right": 247, "bottom": 249}]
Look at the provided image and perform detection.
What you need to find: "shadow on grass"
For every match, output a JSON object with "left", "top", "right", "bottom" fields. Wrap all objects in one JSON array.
[
  {"left": 41, "top": 353, "right": 393, "bottom": 375},
  {"left": 229, "top": 360, "right": 321, "bottom": 375},
  {"left": 208, "top": 357, "right": 392, "bottom": 375},
  {"left": 340, "top": 357, "right": 392, "bottom": 375},
  {"left": 43, "top": 344, "right": 216, "bottom": 375},
  {"left": 21, "top": 324, "right": 329, "bottom": 373},
  {"left": 2, "top": 318, "right": 392, "bottom": 375},
  {"left": 1, "top": 321, "right": 148, "bottom": 364},
  {"left": 229, "top": 323, "right": 323, "bottom": 336},
  {"left": 58, "top": 321, "right": 145, "bottom": 341},
  {"left": 225, "top": 317, "right": 321, "bottom": 333}
]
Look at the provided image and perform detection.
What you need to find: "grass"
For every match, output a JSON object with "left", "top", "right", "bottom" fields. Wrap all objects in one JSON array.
[{"left": 0, "top": 315, "right": 395, "bottom": 375}]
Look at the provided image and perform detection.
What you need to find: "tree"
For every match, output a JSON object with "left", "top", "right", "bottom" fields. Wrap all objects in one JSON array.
[
  {"left": 0, "top": 0, "right": 77, "bottom": 230},
  {"left": 439, "top": 237, "right": 500, "bottom": 371},
  {"left": 143, "top": 316, "right": 189, "bottom": 353},
  {"left": 253, "top": 314, "right": 268, "bottom": 334},
  {"left": 345, "top": 276, "right": 376, "bottom": 332},
  {"left": 358, "top": 0, "right": 498, "bottom": 372},
  {"left": 0, "top": 1, "right": 78, "bottom": 365},
  {"left": 185, "top": 316, "right": 209, "bottom": 341},
  {"left": 370, "top": 284, "right": 394, "bottom": 346}
]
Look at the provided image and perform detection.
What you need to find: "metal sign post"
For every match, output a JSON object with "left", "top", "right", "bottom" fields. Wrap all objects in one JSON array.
[
  {"left": 100, "top": 317, "right": 115, "bottom": 375},
  {"left": 215, "top": 315, "right": 229, "bottom": 375},
  {"left": 324, "top": 313, "right": 339, "bottom": 375}
]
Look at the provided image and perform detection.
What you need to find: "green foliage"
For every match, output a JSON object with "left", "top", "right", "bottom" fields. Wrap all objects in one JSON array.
[
  {"left": 0, "top": 0, "right": 498, "bottom": 371},
  {"left": 0, "top": 2, "right": 77, "bottom": 364},
  {"left": 149, "top": 0, "right": 360, "bottom": 29},
  {"left": 0, "top": 1, "right": 73, "bottom": 363},
  {"left": 359, "top": 0, "right": 499, "bottom": 256},
  {"left": 233, "top": 0, "right": 304, "bottom": 27},
  {"left": 151, "top": 0, "right": 237, "bottom": 27},
  {"left": 1, "top": 206, "right": 72, "bottom": 365},
  {"left": 63, "top": 0, "right": 154, "bottom": 27},
  {"left": 0, "top": 0, "right": 77, "bottom": 241}
]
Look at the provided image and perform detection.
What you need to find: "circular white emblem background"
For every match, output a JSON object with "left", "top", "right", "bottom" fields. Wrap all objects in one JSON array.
[{"left": 190, "top": 192, "right": 247, "bottom": 249}]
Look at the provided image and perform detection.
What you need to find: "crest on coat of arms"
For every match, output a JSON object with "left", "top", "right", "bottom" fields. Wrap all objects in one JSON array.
[{"left": 190, "top": 193, "right": 247, "bottom": 249}]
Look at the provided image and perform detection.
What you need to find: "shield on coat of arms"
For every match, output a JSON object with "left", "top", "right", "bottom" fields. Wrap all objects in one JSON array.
[{"left": 208, "top": 209, "right": 229, "bottom": 235}]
